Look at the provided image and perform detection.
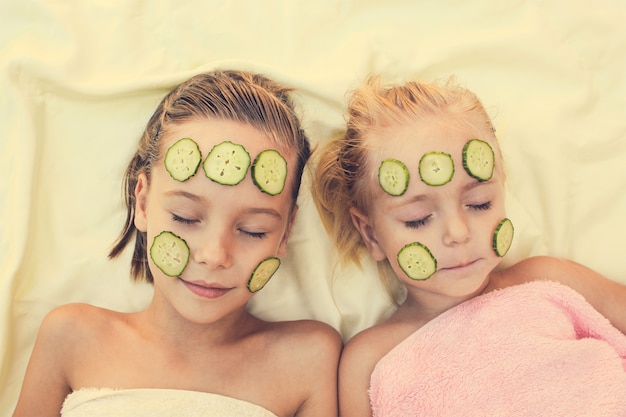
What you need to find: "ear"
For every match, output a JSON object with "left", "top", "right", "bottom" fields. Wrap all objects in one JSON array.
[
  {"left": 276, "top": 204, "right": 299, "bottom": 258},
  {"left": 134, "top": 173, "right": 149, "bottom": 232},
  {"left": 350, "top": 207, "right": 387, "bottom": 262}
]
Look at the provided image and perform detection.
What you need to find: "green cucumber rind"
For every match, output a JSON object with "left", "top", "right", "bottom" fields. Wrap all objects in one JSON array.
[
  {"left": 164, "top": 138, "right": 202, "bottom": 182},
  {"left": 149, "top": 231, "right": 190, "bottom": 277},
  {"left": 251, "top": 149, "right": 288, "bottom": 196},
  {"left": 493, "top": 217, "right": 514, "bottom": 257},
  {"left": 462, "top": 139, "right": 494, "bottom": 182},
  {"left": 419, "top": 151, "right": 455, "bottom": 186},
  {"left": 202, "top": 140, "right": 251, "bottom": 186},
  {"left": 247, "top": 257, "right": 281, "bottom": 293},
  {"left": 397, "top": 242, "right": 437, "bottom": 280},
  {"left": 378, "top": 158, "right": 409, "bottom": 196}
]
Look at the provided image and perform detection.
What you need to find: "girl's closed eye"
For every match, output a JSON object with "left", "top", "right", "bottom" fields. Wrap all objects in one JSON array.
[
  {"left": 172, "top": 213, "right": 199, "bottom": 225},
  {"left": 468, "top": 201, "right": 492, "bottom": 211},
  {"left": 239, "top": 229, "right": 267, "bottom": 240},
  {"left": 405, "top": 214, "right": 432, "bottom": 229}
]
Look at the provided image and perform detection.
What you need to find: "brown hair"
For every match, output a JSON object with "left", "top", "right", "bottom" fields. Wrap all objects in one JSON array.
[
  {"left": 312, "top": 75, "right": 498, "bottom": 303},
  {"left": 109, "top": 70, "right": 311, "bottom": 283}
]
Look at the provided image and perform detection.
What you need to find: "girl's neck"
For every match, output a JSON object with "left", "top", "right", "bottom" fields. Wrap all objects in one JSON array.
[
  {"left": 136, "top": 296, "right": 261, "bottom": 351},
  {"left": 398, "top": 276, "right": 494, "bottom": 324}
]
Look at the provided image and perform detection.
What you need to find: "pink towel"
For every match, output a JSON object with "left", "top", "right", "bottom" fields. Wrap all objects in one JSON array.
[{"left": 369, "top": 280, "right": 626, "bottom": 416}]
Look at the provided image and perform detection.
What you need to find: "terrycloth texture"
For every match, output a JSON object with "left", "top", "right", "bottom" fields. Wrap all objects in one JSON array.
[
  {"left": 61, "top": 388, "right": 279, "bottom": 417},
  {"left": 369, "top": 281, "right": 626, "bottom": 416}
]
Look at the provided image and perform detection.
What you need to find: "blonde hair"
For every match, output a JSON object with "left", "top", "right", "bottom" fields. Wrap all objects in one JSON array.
[
  {"left": 110, "top": 70, "right": 311, "bottom": 283},
  {"left": 312, "top": 75, "right": 499, "bottom": 303}
]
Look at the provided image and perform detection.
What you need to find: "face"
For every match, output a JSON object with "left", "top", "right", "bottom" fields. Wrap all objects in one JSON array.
[
  {"left": 134, "top": 118, "right": 297, "bottom": 324},
  {"left": 352, "top": 117, "right": 506, "bottom": 300}
]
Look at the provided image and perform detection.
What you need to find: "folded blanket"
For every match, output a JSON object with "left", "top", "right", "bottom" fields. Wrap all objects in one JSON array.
[
  {"left": 61, "top": 387, "right": 279, "bottom": 417},
  {"left": 369, "top": 280, "right": 626, "bottom": 416}
]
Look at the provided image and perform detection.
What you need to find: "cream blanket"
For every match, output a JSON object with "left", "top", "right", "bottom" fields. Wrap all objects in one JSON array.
[
  {"left": 61, "top": 388, "right": 278, "bottom": 417},
  {"left": 3, "top": 2, "right": 626, "bottom": 415},
  {"left": 369, "top": 281, "right": 626, "bottom": 416}
]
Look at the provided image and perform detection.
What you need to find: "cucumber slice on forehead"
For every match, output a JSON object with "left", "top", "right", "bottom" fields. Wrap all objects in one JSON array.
[
  {"left": 252, "top": 149, "right": 288, "bottom": 195},
  {"left": 419, "top": 151, "right": 454, "bottom": 186},
  {"left": 247, "top": 257, "right": 281, "bottom": 293},
  {"left": 378, "top": 158, "right": 409, "bottom": 196},
  {"left": 397, "top": 242, "right": 437, "bottom": 280},
  {"left": 164, "top": 138, "right": 202, "bottom": 182},
  {"left": 203, "top": 140, "right": 251, "bottom": 185},
  {"left": 150, "top": 231, "right": 190, "bottom": 277},
  {"left": 462, "top": 139, "right": 494, "bottom": 181},
  {"left": 493, "top": 218, "right": 514, "bottom": 257}
]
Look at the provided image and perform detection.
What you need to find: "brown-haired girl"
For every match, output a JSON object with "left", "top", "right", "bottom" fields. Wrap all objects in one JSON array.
[{"left": 14, "top": 70, "right": 341, "bottom": 417}]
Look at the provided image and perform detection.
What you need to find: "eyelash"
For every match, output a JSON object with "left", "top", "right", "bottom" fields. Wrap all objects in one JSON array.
[
  {"left": 468, "top": 201, "right": 492, "bottom": 211},
  {"left": 172, "top": 214, "right": 197, "bottom": 225},
  {"left": 172, "top": 214, "right": 267, "bottom": 239},
  {"left": 405, "top": 215, "right": 431, "bottom": 229},
  {"left": 404, "top": 202, "right": 492, "bottom": 229},
  {"left": 240, "top": 230, "right": 267, "bottom": 240}
]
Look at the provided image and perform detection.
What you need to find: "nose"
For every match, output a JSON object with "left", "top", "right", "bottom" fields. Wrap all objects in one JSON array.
[
  {"left": 192, "top": 229, "right": 233, "bottom": 270},
  {"left": 442, "top": 210, "right": 471, "bottom": 246}
]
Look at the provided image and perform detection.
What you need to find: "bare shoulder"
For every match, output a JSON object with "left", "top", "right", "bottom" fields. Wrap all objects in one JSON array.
[
  {"left": 257, "top": 320, "right": 342, "bottom": 417},
  {"left": 12, "top": 304, "right": 123, "bottom": 416},
  {"left": 496, "top": 255, "right": 580, "bottom": 286},
  {"left": 341, "top": 322, "right": 400, "bottom": 377},
  {"left": 268, "top": 319, "right": 343, "bottom": 357},
  {"left": 498, "top": 255, "right": 609, "bottom": 288},
  {"left": 39, "top": 303, "right": 132, "bottom": 365},
  {"left": 338, "top": 322, "right": 408, "bottom": 417},
  {"left": 498, "top": 255, "right": 626, "bottom": 333},
  {"left": 42, "top": 303, "right": 123, "bottom": 342}
]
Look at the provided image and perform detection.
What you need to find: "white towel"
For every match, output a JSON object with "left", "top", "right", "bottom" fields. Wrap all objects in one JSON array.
[{"left": 61, "top": 387, "right": 279, "bottom": 417}]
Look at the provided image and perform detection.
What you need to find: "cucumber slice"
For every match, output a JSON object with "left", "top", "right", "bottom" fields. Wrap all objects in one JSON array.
[
  {"left": 150, "top": 231, "right": 190, "bottom": 277},
  {"left": 378, "top": 158, "right": 409, "bottom": 196},
  {"left": 462, "top": 139, "right": 494, "bottom": 181},
  {"left": 251, "top": 149, "right": 288, "bottom": 195},
  {"left": 493, "top": 217, "right": 514, "bottom": 257},
  {"left": 247, "top": 257, "right": 281, "bottom": 293},
  {"left": 203, "top": 141, "right": 251, "bottom": 185},
  {"left": 397, "top": 242, "right": 437, "bottom": 280},
  {"left": 419, "top": 151, "right": 454, "bottom": 186},
  {"left": 164, "top": 138, "right": 202, "bottom": 182}
]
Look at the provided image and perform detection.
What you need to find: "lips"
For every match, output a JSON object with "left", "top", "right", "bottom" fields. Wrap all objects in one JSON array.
[
  {"left": 180, "top": 279, "right": 232, "bottom": 299},
  {"left": 440, "top": 259, "right": 478, "bottom": 271}
]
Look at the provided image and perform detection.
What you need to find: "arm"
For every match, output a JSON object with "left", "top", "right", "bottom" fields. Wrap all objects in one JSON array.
[
  {"left": 338, "top": 332, "right": 381, "bottom": 417},
  {"left": 13, "top": 306, "right": 75, "bottom": 417},
  {"left": 509, "top": 256, "right": 626, "bottom": 334},
  {"left": 294, "top": 323, "right": 343, "bottom": 417}
]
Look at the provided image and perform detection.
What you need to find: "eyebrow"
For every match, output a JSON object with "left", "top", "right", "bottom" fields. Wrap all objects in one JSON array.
[
  {"left": 164, "top": 190, "right": 205, "bottom": 203},
  {"left": 388, "top": 179, "right": 495, "bottom": 209},
  {"left": 164, "top": 190, "right": 283, "bottom": 220}
]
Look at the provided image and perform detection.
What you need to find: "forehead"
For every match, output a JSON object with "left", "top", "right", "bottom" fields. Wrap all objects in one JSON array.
[
  {"left": 162, "top": 118, "right": 280, "bottom": 157},
  {"left": 155, "top": 118, "right": 297, "bottom": 199},
  {"left": 369, "top": 115, "right": 497, "bottom": 164}
]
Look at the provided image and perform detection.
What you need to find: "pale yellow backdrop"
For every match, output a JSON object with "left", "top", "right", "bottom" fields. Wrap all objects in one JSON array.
[{"left": 2, "top": 1, "right": 626, "bottom": 414}]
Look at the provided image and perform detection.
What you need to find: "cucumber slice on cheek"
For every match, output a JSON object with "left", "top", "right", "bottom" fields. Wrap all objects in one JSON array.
[
  {"left": 378, "top": 158, "right": 409, "bottom": 196},
  {"left": 150, "top": 231, "right": 190, "bottom": 277},
  {"left": 252, "top": 149, "right": 288, "bottom": 195},
  {"left": 462, "top": 139, "right": 494, "bottom": 182},
  {"left": 203, "top": 141, "right": 251, "bottom": 185},
  {"left": 419, "top": 151, "right": 454, "bottom": 186},
  {"left": 493, "top": 218, "right": 514, "bottom": 257},
  {"left": 164, "top": 138, "right": 202, "bottom": 182},
  {"left": 248, "top": 257, "right": 281, "bottom": 293},
  {"left": 397, "top": 242, "right": 437, "bottom": 280}
]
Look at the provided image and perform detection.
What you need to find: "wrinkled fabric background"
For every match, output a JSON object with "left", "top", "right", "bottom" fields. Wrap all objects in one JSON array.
[{"left": 2, "top": 1, "right": 625, "bottom": 413}]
